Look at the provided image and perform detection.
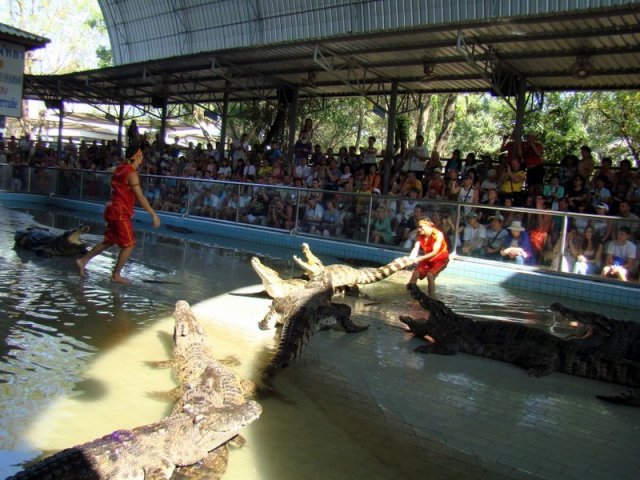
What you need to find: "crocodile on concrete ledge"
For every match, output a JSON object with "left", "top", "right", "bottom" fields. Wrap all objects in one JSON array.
[
  {"left": 401, "top": 284, "right": 640, "bottom": 405},
  {"left": 8, "top": 300, "right": 262, "bottom": 479},
  {"left": 252, "top": 243, "right": 426, "bottom": 329}
]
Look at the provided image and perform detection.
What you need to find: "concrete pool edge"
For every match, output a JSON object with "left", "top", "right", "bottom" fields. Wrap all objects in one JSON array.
[{"left": 1, "top": 192, "right": 638, "bottom": 309}]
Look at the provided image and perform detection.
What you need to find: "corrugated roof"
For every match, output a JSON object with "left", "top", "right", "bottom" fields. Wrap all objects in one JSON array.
[
  {"left": 22, "top": 1, "right": 640, "bottom": 107},
  {"left": 0, "top": 23, "right": 50, "bottom": 51}
]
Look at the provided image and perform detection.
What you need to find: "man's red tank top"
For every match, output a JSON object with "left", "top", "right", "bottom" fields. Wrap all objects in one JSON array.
[
  {"left": 110, "top": 163, "right": 135, "bottom": 217},
  {"left": 419, "top": 229, "right": 449, "bottom": 262}
]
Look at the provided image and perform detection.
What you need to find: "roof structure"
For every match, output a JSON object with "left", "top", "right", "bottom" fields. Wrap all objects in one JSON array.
[
  {"left": 0, "top": 23, "right": 50, "bottom": 51},
  {"left": 21, "top": 1, "right": 640, "bottom": 108}
]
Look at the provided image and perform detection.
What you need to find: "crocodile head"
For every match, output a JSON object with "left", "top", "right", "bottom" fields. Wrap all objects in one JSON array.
[
  {"left": 64, "top": 224, "right": 90, "bottom": 245},
  {"left": 251, "top": 257, "right": 291, "bottom": 299}
]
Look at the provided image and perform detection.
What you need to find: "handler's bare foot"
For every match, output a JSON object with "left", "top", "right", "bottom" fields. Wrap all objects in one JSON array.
[
  {"left": 76, "top": 258, "right": 87, "bottom": 277},
  {"left": 111, "top": 275, "right": 130, "bottom": 284}
]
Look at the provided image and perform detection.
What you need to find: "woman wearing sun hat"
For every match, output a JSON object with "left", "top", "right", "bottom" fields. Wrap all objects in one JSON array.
[{"left": 500, "top": 220, "right": 535, "bottom": 265}]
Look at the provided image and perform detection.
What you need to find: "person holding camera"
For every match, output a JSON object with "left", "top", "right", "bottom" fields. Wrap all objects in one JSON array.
[{"left": 499, "top": 157, "right": 527, "bottom": 206}]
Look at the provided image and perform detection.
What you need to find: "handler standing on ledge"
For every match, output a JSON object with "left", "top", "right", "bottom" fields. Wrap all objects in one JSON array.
[
  {"left": 407, "top": 218, "right": 449, "bottom": 296},
  {"left": 77, "top": 144, "right": 160, "bottom": 283}
]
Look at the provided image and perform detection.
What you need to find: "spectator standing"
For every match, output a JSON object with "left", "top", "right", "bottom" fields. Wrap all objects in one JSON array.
[
  {"left": 521, "top": 133, "right": 545, "bottom": 195},
  {"left": 403, "top": 135, "right": 428, "bottom": 180}
]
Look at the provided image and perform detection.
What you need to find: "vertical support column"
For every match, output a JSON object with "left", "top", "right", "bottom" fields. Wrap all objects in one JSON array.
[
  {"left": 218, "top": 81, "right": 230, "bottom": 160},
  {"left": 117, "top": 101, "right": 125, "bottom": 154},
  {"left": 56, "top": 104, "right": 64, "bottom": 162},
  {"left": 382, "top": 81, "right": 398, "bottom": 194},
  {"left": 286, "top": 87, "right": 299, "bottom": 168},
  {"left": 159, "top": 99, "right": 168, "bottom": 146},
  {"left": 513, "top": 76, "right": 527, "bottom": 153}
]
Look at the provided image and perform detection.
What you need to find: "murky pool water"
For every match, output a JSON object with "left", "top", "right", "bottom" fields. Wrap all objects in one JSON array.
[{"left": 0, "top": 203, "right": 638, "bottom": 480}]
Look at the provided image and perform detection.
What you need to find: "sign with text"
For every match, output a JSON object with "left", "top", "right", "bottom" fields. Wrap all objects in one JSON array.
[{"left": 0, "top": 42, "right": 25, "bottom": 118}]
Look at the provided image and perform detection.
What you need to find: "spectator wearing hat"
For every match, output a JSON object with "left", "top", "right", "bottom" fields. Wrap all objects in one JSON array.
[
  {"left": 500, "top": 220, "right": 535, "bottom": 265},
  {"left": 483, "top": 214, "right": 510, "bottom": 260},
  {"left": 601, "top": 226, "right": 636, "bottom": 281},
  {"left": 591, "top": 202, "right": 613, "bottom": 243},
  {"left": 461, "top": 212, "right": 487, "bottom": 257}
]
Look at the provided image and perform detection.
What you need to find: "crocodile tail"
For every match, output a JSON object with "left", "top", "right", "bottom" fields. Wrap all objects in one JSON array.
[{"left": 355, "top": 256, "right": 419, "bottom": 284}]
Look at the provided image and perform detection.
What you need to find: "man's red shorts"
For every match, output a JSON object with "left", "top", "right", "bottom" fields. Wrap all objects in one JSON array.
[
  {"left": 103, "top": 203, "right": 136, "bottom": 248},
  {"left": 416, "top": 256, "right": 449, "bottom": 280}
]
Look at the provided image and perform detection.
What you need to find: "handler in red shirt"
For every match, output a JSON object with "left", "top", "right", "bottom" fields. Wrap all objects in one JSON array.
[
  {"left": 77, "top": 145, "right": 160, "bottom": 283},
  {"left": 407, "top": 218, "right": 450, "bottom": 295}
]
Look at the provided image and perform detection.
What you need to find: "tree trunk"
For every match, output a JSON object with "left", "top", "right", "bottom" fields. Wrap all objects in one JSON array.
[{"left": 433, "top": 93, "right": 458, "bottom": 154}]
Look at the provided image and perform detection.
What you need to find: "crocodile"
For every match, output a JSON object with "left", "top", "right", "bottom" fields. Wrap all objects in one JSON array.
[
  {"left": 263, "top": 269, "right": 368, "bottom": 378},
  {"left": 14, "top": 224, "right": 90, "bottom": 257},
  {"left": 252, "top": 243, "right": 425, "bottom": 328},
  {"left": 400, "top": 284, "right": 640, "bottom": 402},
  {"left": 9, "top": 301, "right": 262, "bottom": 479}
]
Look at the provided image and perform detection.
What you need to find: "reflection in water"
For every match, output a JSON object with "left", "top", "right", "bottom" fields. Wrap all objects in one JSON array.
[{"left": 0, "top": 204, "right": 638, "bottom": 479}]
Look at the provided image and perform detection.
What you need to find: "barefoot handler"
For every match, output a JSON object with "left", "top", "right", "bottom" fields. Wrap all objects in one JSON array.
[
  {"left": 407, "top": 218, "right": 449, "bottom": 295},
  {"left": 77, "top": 145, "right": 160, "bottom": 283}
]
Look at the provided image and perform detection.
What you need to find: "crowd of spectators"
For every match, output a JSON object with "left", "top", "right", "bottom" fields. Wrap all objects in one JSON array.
[{"left": 1, "top": 125, "right": 639, "bottom": 282}]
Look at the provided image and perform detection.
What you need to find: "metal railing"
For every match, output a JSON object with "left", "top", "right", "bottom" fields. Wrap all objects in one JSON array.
[{"left": 1, "top": 163, "right": 638, "bottom": 285}]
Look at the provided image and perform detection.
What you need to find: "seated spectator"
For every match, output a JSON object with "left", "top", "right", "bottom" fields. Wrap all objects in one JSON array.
[
  {"left": 542, "top": 174, "right": 565, "bottom": 210},
  {"left": 601, "top": 226, "right": 636, "bottom": 281},
  {"left": 400, "top": 172, "right": 423, "bottom": 196},
  {"left": 452, "top": 173, "right": 480, "bottom": 215},
  {"left": 572, "top": 226, "right": 603, "bottom": 275},
  {"left": 626, "top": 170, "right": 640, "bottom": 215},
  {"left": 591, "top": 201, "right": 613, "bottom": 243},
  {"left": 302, "top": 196, "right": 324, "bottom": 233},
  {"left": 483, "top": 213, "right": 509, "bottom": 260},
  {"left": 363, "top": 164, "right": 381, "bottom": 193},
  {"left": 589, "top": 175, "right": 612, "bottom": 209},
  {"left": 479, "top": 168, "right": 499, "bottom": 201},
  {"left": 500, "top": 221, "right": 535, "bottom": 265},
  {"left": 594, "top": 156, "right": 616, "bottom": 187},
  {"left": 615, "top": 199, "right": 640, "bottom": 237},
  {"left": 460, "top": 212, "right": 487, "bottom": 257},
  {"left": 321, "top": 200, "right": 341, "bottom": 237},
  {"left": 478, "top": 188, "right": 501, "bottom": 224},
  {"left": 242, "top": 187, "right": 269, "bottom": 225},
  {"left": 370, "top": 206, "right": 395, "bottom": 244},
  {"left": 566, "top": 174, "right": 589, "bottom": 211}
]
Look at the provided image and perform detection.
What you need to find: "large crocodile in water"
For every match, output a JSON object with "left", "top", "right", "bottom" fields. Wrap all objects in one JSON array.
[
  {"left": 8, "top": 301, "right": 262, "bottom": 479},
  {"left": 14, "top": 224, "right": 91, "bottom": 257},
  {"left": 401, "top": 284, "right": 640, "bottom": 405}
]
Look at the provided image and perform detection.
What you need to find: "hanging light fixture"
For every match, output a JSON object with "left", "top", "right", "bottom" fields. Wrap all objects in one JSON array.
[{"left": 569, "top": 55, "right": 594, "bottom": 79}]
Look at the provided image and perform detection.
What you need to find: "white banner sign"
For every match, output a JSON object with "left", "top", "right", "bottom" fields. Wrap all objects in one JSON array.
[{"left": 0, "top": 42, "right": 25, "bottom": 118}]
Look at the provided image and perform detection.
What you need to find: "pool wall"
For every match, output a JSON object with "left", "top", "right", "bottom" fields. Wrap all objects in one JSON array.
[{"left": 2, "top": 192, "right": 638, "bottom": 309}]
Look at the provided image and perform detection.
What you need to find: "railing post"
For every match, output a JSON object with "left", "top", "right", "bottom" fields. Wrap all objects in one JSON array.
[
  {"left": 364, "top": 194, "right": 373, "bottom": 243},
  {"left": 557, "top": 213, "right": 569, "bottom": 272},
  {"left": 293, "top": 188, "right": 301, "bottom": 231},
  {"left": 452, "top": 203, "right": 463, "bottom": 255}
]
